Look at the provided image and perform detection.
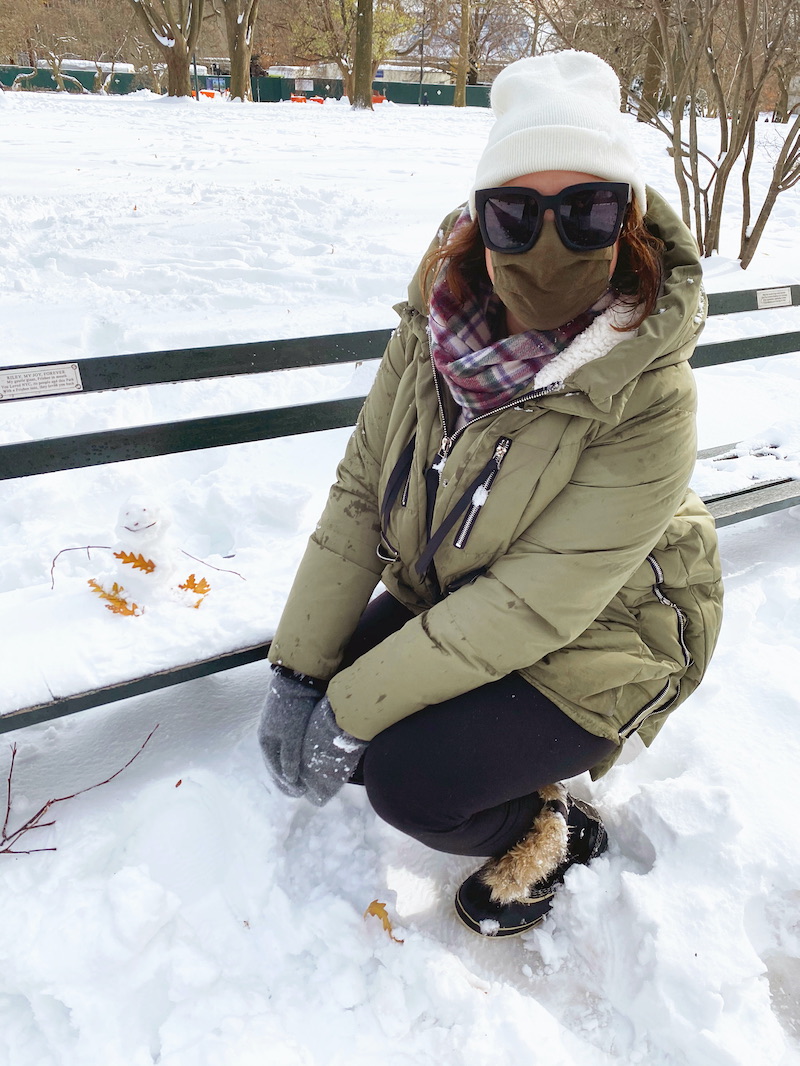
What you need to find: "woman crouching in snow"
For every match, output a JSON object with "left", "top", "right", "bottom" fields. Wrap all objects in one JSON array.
[{"left": 258, "top": 50, "right": 724, "bottom": 937}]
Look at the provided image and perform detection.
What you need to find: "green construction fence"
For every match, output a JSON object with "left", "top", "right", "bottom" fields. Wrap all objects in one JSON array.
[
  {"left": 1, "top": 65, "right": 490, "bottom": 107},
  {"left": 0, "top": 65, "right": 137, "bottom": 93}
]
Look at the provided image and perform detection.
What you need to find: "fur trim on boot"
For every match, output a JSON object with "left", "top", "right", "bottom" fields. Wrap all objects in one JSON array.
[
  {"left": 479, "top": 783, "right": 569, "bottom": 905},
  {"left": 454, "top": 788, "right": 607, "bottom": 937}
]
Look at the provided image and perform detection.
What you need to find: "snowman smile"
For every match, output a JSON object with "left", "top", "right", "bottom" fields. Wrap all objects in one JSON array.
[{"left": 124, "top": 522, "right": 157, "bottom": 533}]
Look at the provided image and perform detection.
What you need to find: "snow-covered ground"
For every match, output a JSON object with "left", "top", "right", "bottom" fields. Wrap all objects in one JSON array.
[{"left": 0, "top": 89, "right": 799, "bottom": 1066}]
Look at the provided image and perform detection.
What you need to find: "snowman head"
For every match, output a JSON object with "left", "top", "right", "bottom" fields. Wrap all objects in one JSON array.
[{"left": 116, "top": 496, "right": 170, "bottom": 545}]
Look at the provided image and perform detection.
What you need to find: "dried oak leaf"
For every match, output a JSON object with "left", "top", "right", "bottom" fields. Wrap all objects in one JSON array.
[
  {"left": 87, "top": 578, "right": 141, "bottom": 616},
  {"left": 114, "top": 550, "right": 156, "bottom": 573},
  {"left": 179, "top": 574, "right": 211, "bottom": 596},
  {"left": 363, "top": 900, "right": 404, "bottom": 943}
]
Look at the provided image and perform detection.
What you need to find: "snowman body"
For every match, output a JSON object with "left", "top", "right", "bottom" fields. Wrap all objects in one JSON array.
[{"left": 89, "top": 498, "right": 210, "bottom": 614}]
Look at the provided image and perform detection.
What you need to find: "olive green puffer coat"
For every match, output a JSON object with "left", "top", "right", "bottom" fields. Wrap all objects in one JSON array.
[{"left": 269, "top": 188, "right": 724, "bottom": 778}]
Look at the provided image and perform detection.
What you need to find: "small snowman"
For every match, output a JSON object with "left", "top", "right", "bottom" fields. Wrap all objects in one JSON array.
[{"left": 88, "top": 496, "right": 210, "bottom": 615}]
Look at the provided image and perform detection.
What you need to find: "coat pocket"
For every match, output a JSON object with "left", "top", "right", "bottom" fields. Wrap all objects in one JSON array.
[{"left": 645, "top": 553, "right": 693, "bottom": 670}]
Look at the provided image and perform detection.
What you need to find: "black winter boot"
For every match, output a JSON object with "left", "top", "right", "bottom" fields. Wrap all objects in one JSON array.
[{"left": 454, "top": 784, "right": 608, "bottom": 937}]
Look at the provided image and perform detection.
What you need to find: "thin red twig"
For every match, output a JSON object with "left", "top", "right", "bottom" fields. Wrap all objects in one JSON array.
[
  {"left": 180, "top": 549, "right": 245, "bottom": 581},
  {"left": 3, "top": 744, "right": 16, "bottom": 841},
  {"left": 0, "top": 725, "right": 159, "bottom": 855},
  {"left": 50, "top": 545, "right": 112, "bottom": 589}
]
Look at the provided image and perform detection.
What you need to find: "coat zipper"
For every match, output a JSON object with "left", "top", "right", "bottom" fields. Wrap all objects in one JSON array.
[
  {"left": 453, "top": 437, "right": 512, "bottom": 548},
  {"left": 619, "top": 681, "right": 682, "bottom": 739},
  {"left": 428, "top": 349, "right": 562, "bottom": 476}
]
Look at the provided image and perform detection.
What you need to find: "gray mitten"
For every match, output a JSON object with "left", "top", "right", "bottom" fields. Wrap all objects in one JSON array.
[
  {"left": 258, "top": 668, "right": 325, "bottom": 797},
  {"left": 299, "top": 696, "right": 368, "bottom": 807}
]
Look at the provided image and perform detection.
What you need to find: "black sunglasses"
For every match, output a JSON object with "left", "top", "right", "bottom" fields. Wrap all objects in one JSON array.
[{"left": 475, "top": 182, "right": 631, "bottom": 254}]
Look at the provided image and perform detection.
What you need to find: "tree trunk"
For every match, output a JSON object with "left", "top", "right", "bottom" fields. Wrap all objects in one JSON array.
[
  {"left": 338, "top": 63, "right": 355, "bottom": 103},
  {"left": 165, "top": 42, "right": 191, "bottom": 97},
  {"left": 224, "top": 0, "right": 260, "bottom": 101},
  {"left": 453, "top": 0, "right": 469, "bottom": 108},
  {"left": 12, "top": 71, "right": 37, "bottom": 89},
  {"left": 739, "top": 123, "right": 756, "bottom": 252},
  {"left": 351, "top": 0, "right": 374, "bottom": 110},
  {"left": 638, "top": 15, "right": 664, "bottom": 122},
  {"left": 703, "top": 35, "right": 728, "bottom": 152},
  {"left": 772, "top": 67, "right": 790, "bottom": 122}
]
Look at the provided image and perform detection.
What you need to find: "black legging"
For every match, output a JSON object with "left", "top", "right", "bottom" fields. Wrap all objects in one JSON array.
[{"left": 340, "top": 592, "right": 616, "bottom": 858}]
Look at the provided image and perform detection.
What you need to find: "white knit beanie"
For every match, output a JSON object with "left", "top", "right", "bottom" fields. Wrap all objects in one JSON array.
[{"left": 469, "top": 50, "right": 646, "bottom": 216}]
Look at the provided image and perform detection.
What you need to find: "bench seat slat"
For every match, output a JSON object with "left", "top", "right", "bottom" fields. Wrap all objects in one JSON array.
[
  {"left": 0, "top": 642, "right": 271, "bottom": 735},
  {"left": 705, "top": 478, "right": 800, "bottom": 526}
]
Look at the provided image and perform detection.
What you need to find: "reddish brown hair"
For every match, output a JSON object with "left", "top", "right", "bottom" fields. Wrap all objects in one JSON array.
[{"left": 420, "top": 199, "right": 664, "bottom": 331}]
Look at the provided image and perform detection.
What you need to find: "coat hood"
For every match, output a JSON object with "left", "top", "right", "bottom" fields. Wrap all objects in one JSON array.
[{"left": 407, "top": 186, "right": 706, "bottom": 417}]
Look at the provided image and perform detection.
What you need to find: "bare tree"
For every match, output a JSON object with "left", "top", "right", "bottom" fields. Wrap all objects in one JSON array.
[
  {"left": 41, "top": 38, "right": 93, "bottom": 92},
  {"left": 2, "top": 0, "right": 137, "bottom": 90},
  {"left": 251, "top": 0, "right": 298, "bottom": 68},
  {"left": 127, "top": 0, "right": 206, "bottom": 96},
  {"left": 129, "top": 33, "right": 167, "bottom": 91},
  {"left": 768, "top": 1, "right": 800, "bottom": 121},
  {"left": 739, "top": 107, "right": 800, "bottom": 265},
  {"left": 289, "top": 0, "right": 410, "bottom": 101},
  {"left": 650, "top": 0, "right": 797, "bottom": 256},
  {"left": 530, "top": 0, "right": 797, "bottom": 265},
  {"left": 0, "top": 0, "right": 33, "bottom": 65},
  {"left": 433, "top": 0, "right": 536, "bottom": 85}
]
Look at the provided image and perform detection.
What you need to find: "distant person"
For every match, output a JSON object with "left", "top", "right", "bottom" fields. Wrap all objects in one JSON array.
[
  {"left": 422, "top": 91, "right": 429, "bottom": 106},
  {"left": 258, "top": 51, "right": 723, "bottom": 937}
]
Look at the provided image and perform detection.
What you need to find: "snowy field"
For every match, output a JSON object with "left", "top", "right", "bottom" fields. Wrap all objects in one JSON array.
[{"left": 0, "top": 88, "right": 799, "bottom": 1066}]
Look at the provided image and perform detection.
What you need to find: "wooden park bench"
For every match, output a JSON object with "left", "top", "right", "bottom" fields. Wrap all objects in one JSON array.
[{"left": 1, "top": 284, "right": 798, "bottom": 733}]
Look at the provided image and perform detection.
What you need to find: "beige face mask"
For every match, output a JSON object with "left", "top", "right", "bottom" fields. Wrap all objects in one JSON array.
[{"left": 490, "top": 219, "right": 614, "bottom": 331}]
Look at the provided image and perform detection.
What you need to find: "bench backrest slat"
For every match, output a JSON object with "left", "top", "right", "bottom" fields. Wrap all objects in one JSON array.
[
  {"left": 2, "top": 287, "right": 798, "bottom": 480},
  {"left": 1, "top": 287, "right": 798, "bottom": 406},
  {"left": 0, "top": 329, "right": 393, "bottom": 401},
  {"left": 706, "top": 285, "right": 800, "bottom": 315},
  {"left": 0, "top": 397, "right": 367, "bottom": 481}
]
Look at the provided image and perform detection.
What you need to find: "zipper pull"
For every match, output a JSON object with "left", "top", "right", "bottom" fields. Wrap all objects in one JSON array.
[
  {"left": 432, "top": 436, "right": 451, "bottom": 483},
  {"left": 493, "top": 438, "right": 512, "bottom": 466},
  {"left": 432, "top": 451, "right": 446, "bottom": 482}
]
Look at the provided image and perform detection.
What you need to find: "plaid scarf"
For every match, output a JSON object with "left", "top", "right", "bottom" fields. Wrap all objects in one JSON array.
[{"left": 429, "top": 208, "right": 614, "bottom": 420}]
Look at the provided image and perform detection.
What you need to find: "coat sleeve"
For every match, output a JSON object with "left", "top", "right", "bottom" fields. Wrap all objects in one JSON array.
[
  {"left": 267, "top": 313, "right": 416, "bottom": 681},
  {"left": 327, "top": 370, "right": 699, "bottom": 740}
]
